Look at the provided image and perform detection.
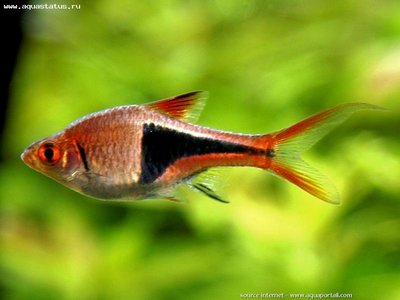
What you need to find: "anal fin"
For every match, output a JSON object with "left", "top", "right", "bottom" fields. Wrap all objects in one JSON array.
[
  {"left": 189, "top": 168, "right": 230, "bottom": 203},
  {"left": 192, "top": 183, "right": 229, "bottom": 203}
]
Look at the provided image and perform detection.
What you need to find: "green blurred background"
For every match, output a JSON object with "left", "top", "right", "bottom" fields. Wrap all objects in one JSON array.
[{"left": 1, "top": 1, "right": 400, "bottom": 299}]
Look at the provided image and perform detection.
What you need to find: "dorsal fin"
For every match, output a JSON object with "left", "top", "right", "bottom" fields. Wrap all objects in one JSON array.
[{"left": 147, "top": 91, "right": 207, "bottom": 123}]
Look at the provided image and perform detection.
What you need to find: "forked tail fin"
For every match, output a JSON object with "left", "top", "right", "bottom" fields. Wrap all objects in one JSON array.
[{"left": 268, "top": 103, "right": 384, "bottom": 204}]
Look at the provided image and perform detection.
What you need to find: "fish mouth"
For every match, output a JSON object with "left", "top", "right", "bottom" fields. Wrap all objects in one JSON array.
[{"left": 20, "top": 146, "right": 35, "bottom": 167}]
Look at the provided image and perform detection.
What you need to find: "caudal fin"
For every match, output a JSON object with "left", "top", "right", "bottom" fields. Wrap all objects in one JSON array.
[{"left": 268, "top": 103, "right": 384, "bottom": 204}]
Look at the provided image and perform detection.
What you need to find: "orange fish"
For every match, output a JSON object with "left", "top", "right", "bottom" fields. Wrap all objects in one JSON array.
[{"left": 21, "top": 92, "right": 382, "bottom": 204}]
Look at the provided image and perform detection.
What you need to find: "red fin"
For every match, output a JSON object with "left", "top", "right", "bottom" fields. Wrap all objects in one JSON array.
[
  {"left": 147, "top": 91, "right": 207, "bottom": 122},
  {"left": 266, "top": 103, "right": 384, "bottom": 204}
]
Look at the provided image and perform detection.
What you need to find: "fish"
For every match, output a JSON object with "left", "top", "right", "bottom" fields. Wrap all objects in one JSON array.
[{"left": 21, "top": 91, "right": 383, "bottom": 204}]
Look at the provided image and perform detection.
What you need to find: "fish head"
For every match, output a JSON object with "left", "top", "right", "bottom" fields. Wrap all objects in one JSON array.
[{"left": 21, "top": 133, "right": 88, "bottom": 186}]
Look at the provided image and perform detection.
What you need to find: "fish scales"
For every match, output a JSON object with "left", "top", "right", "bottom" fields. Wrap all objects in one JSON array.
[{"left": 66, "top": 107, "right": 143, "bottom": 185}]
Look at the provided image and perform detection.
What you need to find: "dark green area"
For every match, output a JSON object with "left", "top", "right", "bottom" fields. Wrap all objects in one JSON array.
[{"left": 1, "top": 1, "right": 399, "bottom": 299}]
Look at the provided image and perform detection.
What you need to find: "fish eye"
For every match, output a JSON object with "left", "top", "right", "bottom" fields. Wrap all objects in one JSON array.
[{"left": 38, "top": 143, "right": 61, "bottom": 165}]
